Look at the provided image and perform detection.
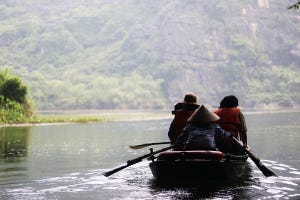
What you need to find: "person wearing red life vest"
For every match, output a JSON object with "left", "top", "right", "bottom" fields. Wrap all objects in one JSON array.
[
  {"left": 214, "top": 95, "right": 247, "bottom": 154},
  {"left": 168, "top": 94, "right": 200, "bottom": 143}
]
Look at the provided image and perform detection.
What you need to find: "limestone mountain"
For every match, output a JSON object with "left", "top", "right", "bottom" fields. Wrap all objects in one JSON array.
[{"left": 1, "top": 0, "right": 299, "bottom": 110}]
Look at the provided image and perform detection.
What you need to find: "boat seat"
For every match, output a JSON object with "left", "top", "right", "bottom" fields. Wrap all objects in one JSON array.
[{"left": 157, "top": 150, "right": 225, "bottom": 161}]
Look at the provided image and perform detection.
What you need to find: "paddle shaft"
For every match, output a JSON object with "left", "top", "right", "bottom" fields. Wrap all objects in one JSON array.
[
  {"left": 232, "top": 137, "right": 277, "bottom": 177},
  {"left": 103, "top": 145, "right": 173, "bottom": 177},
  {"left": 129, "top": 142, "right": 171, "bottom": 149}
]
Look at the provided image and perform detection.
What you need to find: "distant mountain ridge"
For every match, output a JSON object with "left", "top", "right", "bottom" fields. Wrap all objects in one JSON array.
[{"left": 1, "top": 0, "right": 299, "bottom": 110}]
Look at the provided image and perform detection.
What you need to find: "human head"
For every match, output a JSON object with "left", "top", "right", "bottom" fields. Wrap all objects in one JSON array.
[
  {"left": 188, "top": 105, "right": 220, "bottom": 125},
  {"left": 183, "top": 93, "right": 198, "bottom": 104},
  {"left": 219, "top": 95, "right": 239, "bottom": 108}
]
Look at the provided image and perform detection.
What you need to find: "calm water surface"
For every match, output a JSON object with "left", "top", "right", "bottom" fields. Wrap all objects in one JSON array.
[{"left": 0, "top": 112, "right": 299, "bottom": 199}]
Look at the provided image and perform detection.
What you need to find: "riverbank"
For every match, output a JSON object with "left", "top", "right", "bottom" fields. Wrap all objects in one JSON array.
[
  {"left": 1, "top": 108, "right": 300, "bottom": 128},
  {"left": 0, "top": 111, "right": 171, "bottom": 127}
]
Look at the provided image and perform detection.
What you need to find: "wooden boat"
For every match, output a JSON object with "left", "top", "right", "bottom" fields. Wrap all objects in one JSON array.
[{"left": 149, "top": 150, "right": 249, "bottom": 181}]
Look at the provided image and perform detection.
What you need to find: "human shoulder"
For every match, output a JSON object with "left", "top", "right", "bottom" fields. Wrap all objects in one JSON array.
[
  {"left": 174, "top": 102, "right": 185, "bottom": 110},
  {"left": 184, "top": 103, "right": 200, "bottom": 111}
]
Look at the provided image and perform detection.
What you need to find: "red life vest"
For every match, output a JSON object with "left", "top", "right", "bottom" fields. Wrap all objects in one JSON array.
[
  {"left": 168, "top": 110, "right": 195, "bottom": 143},
  {"left": 214, "top": 108, "right": 240, "bottom": 137}
]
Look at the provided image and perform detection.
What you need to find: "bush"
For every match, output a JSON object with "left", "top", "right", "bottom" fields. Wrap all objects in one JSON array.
[
  {"left": 1, "top": 78, "right": 27, "bottom": 104},
  {"left": 0, "top": 96, "right": 27, "bottom": 123},
  {"left": 0, "top": 69, "right": 34, "bottom": 124}
]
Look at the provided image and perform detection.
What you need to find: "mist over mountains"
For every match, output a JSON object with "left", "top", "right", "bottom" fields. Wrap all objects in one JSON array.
[{"left": 1, "top": 0, "right": 299, "bottom": 110}]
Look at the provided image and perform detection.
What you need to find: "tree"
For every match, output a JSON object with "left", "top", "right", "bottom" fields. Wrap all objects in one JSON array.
[
  {"left": 288, "top": 1, "right": 300, "bottom": 9},
  {"left": 1, "top": 78, "right": 27, "bottom": 104}
]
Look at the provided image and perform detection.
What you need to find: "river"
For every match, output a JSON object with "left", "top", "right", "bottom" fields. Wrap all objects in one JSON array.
[{"left": 0, "top": 111, "right": 299, "bottom": 199}]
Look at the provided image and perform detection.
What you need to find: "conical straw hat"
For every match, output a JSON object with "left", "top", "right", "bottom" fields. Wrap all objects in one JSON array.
[{"left": 188, "top": 105, "right": 220, "bottom": 125}]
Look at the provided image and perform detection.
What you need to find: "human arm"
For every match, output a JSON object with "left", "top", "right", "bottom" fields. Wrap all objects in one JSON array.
[
  {"left": 238, "top": 111, "right": 247, "bottom": 147},
  {"left": 168, "top": 120, "right": 177, "bottom": 143},
  {"left": 173, "top": 125, "right": 191, "bottom": 150},
  {"left": 215, "top": 126, "right": 232, "bottom": 138}
]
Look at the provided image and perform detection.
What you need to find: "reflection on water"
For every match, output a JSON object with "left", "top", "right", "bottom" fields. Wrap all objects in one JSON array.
[
  {"left": 0, "top": 127, "right": 30, "bottom": 185},
  {"left": 0, "top": 112, "right": 299, "bottom": 199},
  {"left": 248, "top": 159, "right": 300, "bottom": 199},
  {"left": 0, "top": 127, "right": 30, "bottom": 158}
]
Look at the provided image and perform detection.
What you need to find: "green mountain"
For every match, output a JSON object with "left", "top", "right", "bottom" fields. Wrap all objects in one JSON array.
[{"left": 1, "top": 0, "right": 299, "bottom": 110}]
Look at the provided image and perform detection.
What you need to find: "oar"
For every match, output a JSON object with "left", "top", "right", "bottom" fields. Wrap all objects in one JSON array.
[
  {"left": 129, "top": 142, "right": 171, "bottom": 149},
  {"left": 232, "top": 137, "right": 277, "bottom": 177},
  {"left": 103, "top": 145, "right": 173, "bottom": 177}
]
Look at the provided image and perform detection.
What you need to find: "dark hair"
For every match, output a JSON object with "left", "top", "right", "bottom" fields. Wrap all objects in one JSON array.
[{"left": 219, "top": 95, "right": 239, "bottom": 108}]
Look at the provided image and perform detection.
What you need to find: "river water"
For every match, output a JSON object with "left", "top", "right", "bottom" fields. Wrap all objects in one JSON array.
[{"left": 0, "top": 112, "right": 299, "bottom": 199}]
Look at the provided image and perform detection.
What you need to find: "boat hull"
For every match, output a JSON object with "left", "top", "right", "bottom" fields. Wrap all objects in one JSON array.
[{"left": 149, "top": 151, "right": 248, "bottom": 181}]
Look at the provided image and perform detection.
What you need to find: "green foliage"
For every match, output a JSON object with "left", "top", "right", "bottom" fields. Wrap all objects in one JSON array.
[
  {"left": 0, "top": 95, "right": 26, "bottom": 123},
  {"left": 0, "top": 1, "right": 299, "bottom": 110},
  {"left": 244, "top": 66, "right": 300, "bottom": 107},
  {"left": 1, "top": 78, "right": 27, "bottom": 103},
  {"left": 288, "top": 1, "right": 300, "bottom": 9},
  {"left": 0, "top": 69, "right": 33, "bottom": 123}
]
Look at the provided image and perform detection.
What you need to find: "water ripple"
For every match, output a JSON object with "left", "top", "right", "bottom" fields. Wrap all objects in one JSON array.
[{"left": 0, "top": 160, "right": 299, "bottom": 200}]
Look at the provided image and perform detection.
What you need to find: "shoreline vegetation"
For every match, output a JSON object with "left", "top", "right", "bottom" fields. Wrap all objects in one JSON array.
[
  {"left": 1, "top": 69, "right": 300, "bottom": 128},
  {"left": 1, "top": 108, "right": 300, "bottom": 128},
  {"left": 0, "top": 110, "right": 171, "bottom": 127}
]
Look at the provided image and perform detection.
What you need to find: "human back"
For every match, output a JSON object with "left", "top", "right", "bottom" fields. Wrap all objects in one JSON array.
[
  {"left": 214, "top": 107, "right": 240, "bottom": 137},
  {"left": 168, "top": 93, "right": 200, "bottom": 143},
  {"left": 214, "top": 95, "right": 248, "bottom": 153}
]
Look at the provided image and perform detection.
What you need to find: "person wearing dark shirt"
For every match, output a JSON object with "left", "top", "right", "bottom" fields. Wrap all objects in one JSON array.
[
  {"left": 174, "top": 105, "right": 231, "bottom": 151},
  {"left": 168, "top": 93, "right": 200, "bottom": 143}
]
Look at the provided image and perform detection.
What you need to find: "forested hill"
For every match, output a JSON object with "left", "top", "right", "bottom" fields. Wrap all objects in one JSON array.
[{"left": 1, "top": 0, "right": 299, "bottom": 110}]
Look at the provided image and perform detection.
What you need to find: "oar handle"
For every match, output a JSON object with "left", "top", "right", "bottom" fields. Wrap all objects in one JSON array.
[{"left": 232, "top": 137, "right": 260, "bottom": 162}]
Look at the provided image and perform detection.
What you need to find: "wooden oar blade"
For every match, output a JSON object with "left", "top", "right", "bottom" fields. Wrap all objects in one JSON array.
[
  {"left": 247, "top": 151, "right": 277, "bottom": 177},
  {"left": 129, "top": 144, "right": 147, "bottom": 149},
  {"left": 231, "top": 137, "right": 277, "bottom": 177},
  {"left": 103, "top": 145, "right": 173, "bottom": 177},
  {"left": 256, "top": 161, "right": 277, "bottom": 177},
  {"left": 129, "top": 142, "right": 171, "bottom": 149},
  {"left": 103, "top": 165, "right": 127, "bottom": 177}
]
